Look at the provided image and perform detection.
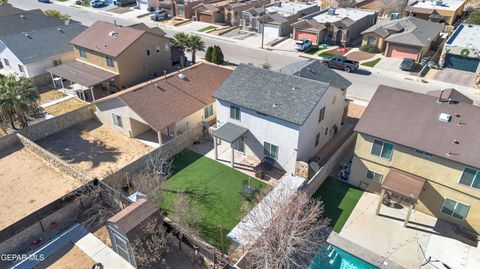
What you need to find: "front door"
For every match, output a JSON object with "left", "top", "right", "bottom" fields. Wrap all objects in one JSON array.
[{"left": 232, "top": 136, "right": 244, "bottom": 153}]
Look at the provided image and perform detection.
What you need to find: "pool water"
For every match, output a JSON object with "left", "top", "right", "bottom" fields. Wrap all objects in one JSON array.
[{"left": 310, "top": 245, "right": 379, "bottom": 269}]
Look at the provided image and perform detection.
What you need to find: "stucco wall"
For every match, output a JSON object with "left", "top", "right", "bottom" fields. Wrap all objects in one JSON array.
[
  {"left": 0, "top": 42, "right": 26, "bottom": 76},
  {"left": 216, "top": 99, "right": 301, "bottom": 172},
  {"left": 350, "top": 133, "right": 480, "bottom": 232},
  {"left": 73, "top": 46, "right": 120, "bottom": 74},
  {"left": 170, "top": 103, "right": 216, "bottom": 136}
]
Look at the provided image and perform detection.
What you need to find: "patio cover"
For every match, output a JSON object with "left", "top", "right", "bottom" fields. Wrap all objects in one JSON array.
[
  {"left": 382, "top": 169, "right": 425, "bottom": 201},
  {"left": 211, "top": 122, "right": 248, "bottom": 143},
  {"left": 47, "top": 61, "right": 117, "bottom": 88}
]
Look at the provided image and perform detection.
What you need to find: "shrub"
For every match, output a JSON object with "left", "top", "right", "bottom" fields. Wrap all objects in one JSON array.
[
  {"left": 359, "top": 44, "right": 380, "bottom": 54},
  {"left": 467, "top": 8, "right": 480, "bottom": 24},
  {"left": 205, "top": 46, "right": 213, "bottom": 62},
  {"left": 211, "top": 45, "right": 224, "bottom": 64}
]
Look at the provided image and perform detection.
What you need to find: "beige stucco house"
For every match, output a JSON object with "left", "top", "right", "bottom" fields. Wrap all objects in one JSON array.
[
  {"left": 404, "top": 0, "right": 466, "bottom": 25},
  {"left": 350, "top": 85, "right": 480, "bottom": 236},
  {"left": 94, "top": 62, "right": 233, "bottom": 146}
]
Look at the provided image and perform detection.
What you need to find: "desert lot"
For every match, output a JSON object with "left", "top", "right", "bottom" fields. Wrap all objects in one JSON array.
[
  {"left": 37, "top": 120, "right": 153, "bottom": 179},
  {"left": 0, "top": 145, "right": 83, "bottom": 230}
]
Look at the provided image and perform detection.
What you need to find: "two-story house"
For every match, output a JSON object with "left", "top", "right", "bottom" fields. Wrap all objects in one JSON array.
[
  {"left": 47, "top": 21, "right": 172, "bottom": 102},
  {"left": 404, "top": 0, "right": 466, "bottom": 25},
  {"left": 351, "top": 85, "right": 480, "bottom": 234},
  {"left": 211, "top": 63, "right": 350, "bottom": 172}
]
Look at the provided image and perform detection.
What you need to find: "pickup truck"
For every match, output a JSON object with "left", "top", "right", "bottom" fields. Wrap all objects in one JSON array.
[{"left": 321, "top": 55, "right": 359, "bottom": 73}]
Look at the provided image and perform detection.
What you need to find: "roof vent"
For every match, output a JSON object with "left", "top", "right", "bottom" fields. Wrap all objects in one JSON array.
[
  {"left": 328, "top": 8, "right": 336, "bottom": 16},
  {"left": 177, "top": 73, "right": 187, "bottom": 80},
  {"left": 20, "top": 14, "right": 25, "bottom": 19},
  {"left": 273, "top": 100, "right": 277, "bottom": 107},
  {"left": 57, "top": 27, "right": 64, "bottom": 33},
  {"left": 292, "top": 87, "right": 298, "bottom": 91},
  {"left": 439, "top": 113, "right": 452, "bottom": 122},
  {"left": 108, "top": 31, "right": 118, "bottom": 37},
  {"left": 452, "top": 139, "right": 459, "bottom": 144}
]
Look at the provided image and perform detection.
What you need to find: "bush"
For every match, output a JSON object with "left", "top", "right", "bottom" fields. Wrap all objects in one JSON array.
[
  {"left": 211, "top": 45, "right": 224, "bottom": 64},
  {"left": 205, "top": 46, "right": 213, "bottom": 62},
  {"left": 359, "top": 44, "right": 380, "bottom": 54},
  {"left": 467, "top": 8, "right": 480, "bottom": 24}
]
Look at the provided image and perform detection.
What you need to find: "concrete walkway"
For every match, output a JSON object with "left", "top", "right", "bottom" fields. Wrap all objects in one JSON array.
[
  {"left": 12, "top": 224, "right": 134, "bottom": 269},
  {"left": 39, "top": 96, "right": 73, "bottom": 109}
]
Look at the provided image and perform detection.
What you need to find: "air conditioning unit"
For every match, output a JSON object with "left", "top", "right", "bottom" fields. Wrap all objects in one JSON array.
[{"left": 439, "top": 113, "right": 452, "bottom": 122}]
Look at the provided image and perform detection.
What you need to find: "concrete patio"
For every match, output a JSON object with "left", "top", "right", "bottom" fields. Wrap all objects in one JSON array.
[{"left": 338, "top": 192, "right": 480, "bottom": 269}]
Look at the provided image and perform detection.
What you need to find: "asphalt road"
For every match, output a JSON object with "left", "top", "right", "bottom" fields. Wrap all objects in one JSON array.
[{"left": 10, "top": 0, "right": 479, "bottom": 103}]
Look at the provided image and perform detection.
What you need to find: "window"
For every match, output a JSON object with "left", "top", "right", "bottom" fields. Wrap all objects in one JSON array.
[
  {"left": 413, "top": 149, "right": 433, "bottom": 158},
  {"left": 79, "top": 48, "right": 86, "bottom": 58},
  {"left": 165, "top": 43, "right": 169, "bottom": 50},
  {"left": 441, "top": 198, "right": 470, "bottom": 220},
  {"left": 459, "top": 167, "right": 480, "bottom": 189},
  {"left": 318, "top": 107, "right": 325, "bottom": 123},
  {"left": 371, "top": 139, "right": 394, "bottom": 160},
  {"left": 53, "top": 59, "right": 62, "bottom": 66},
  {"left": 366, "top": 36, "right": 377, "bottom": 46},
  {"left": 315, "top": 133, "right": 320, "bottom": 147},
  {"left": 106, "top": 56, "right": 114, "bottom": 68},
  {"left": 264, "top": 142, "right": 279, "bottom": 160},
  {"left": 4, "top": 58, "right": 10, "bottom": 67},
  {"left": 332, "top": 96, "right": 336, "bottom": 104},
  {"left": 325, "top": 127, "right": 328, "bottom": 135},
  {"left": 366, "top": 170, "right": 383, "bottom": 182},
  {"left": 18, "top": 64, "right": 25, "bottom": 73},
  {"left": 204, "top": 104, "right": 213, "bottom": 119},
  {"left": 112, "top": 113, "right": 123, "bottom": 128},
  {"left": 146, "top": 49, "right": 151, "bottom": 56},
  {"left": 156, "top": 46, "right": 161, "bottom": 54},
  {"left": 230, "top": 105, "right": 240, "bottom": 120}
]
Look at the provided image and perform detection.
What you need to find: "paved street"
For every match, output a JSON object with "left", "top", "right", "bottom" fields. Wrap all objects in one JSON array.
[{"left": 10, "top": 0, "right": 480, "bottom": 103}]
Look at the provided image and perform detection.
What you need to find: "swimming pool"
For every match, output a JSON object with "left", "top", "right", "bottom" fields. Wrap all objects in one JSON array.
[{"left": 310, "top": 245, "right": 379, "bottom": 269}]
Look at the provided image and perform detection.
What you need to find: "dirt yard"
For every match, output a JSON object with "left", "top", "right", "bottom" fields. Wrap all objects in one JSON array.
[
  {"left": 43, "top": 98, "right": 87, "bottom": 116},
  {"left": 36, "top": 244, "right": 95, "bottom": 269},
  {"left": 37, "top": 120, "right": 153, "bottom": 179},
  {"left": 0, "top": 145, "right": 83, "bottom": 230},
  {"left": 39, "top": 90, "right": 65, "bottom": 105}
]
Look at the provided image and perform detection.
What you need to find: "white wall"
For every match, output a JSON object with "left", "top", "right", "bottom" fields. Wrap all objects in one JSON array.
[
  {"left": 173, "top": 102, "right": 216, "bottom": 135},
  {"left": 216, "top": 99, "right": 301, "bottom": 172},
  {"left": 0, "top": 41, "right": 26, "bottom": 76},
  {"left": 297, "top": 86, "right": 347, "bottom": 161}
]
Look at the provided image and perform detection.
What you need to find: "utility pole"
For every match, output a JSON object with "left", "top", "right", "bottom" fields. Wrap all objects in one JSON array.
[{"left": 261, "top": 4, "right": 266, "bottom": 49}]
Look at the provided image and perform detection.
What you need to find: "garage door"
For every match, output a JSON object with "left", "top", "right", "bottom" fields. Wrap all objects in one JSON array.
[
  {"left": 198, "top": 13, "right": 212, "bottom": 23},
  {"left": 444, "top": 54, "right": 480, "bottom": 73},
  {"left": 387, "top": 44, "right": 419, "bottom": 60},
  {"left": 263, "top": 24, "right": 279, "bottom": 37},
  {"left": 295, "top": 31, "right": 318, "bottom": 44}
]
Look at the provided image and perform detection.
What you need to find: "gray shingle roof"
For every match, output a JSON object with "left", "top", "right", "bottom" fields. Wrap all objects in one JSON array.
[
  {"left": 1, "top": 23, "right": 86, "bottom": 64},
  {"left": 213, "top": 64, "right": 330, "bottom": 126},
  {"left": 279, "top": 60, "right": 352, "bottom": 89},
  {"left": 0, "top": 12, "right": 66, "bottom": 37},
  {"left": 362, "top": 17, "right": 443, "bottom": 47}
]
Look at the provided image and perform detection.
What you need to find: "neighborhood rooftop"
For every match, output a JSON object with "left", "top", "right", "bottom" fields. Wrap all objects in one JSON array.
[
  {"left": 0, "top": 12, "right": 70, "bottom": 37},
  {"left": 408, "top": 0, "right": 465, "bottom": 11},
  {"left": 96, "top": 62, "right": 233, "bottom": 132},
  {"left": 0, "top": 3, "right": 28, "bottom": 17},
  {"left": 70, "top": 21, "right": 167, "bottom": 57},
  {"left": 1, "top": 23, "right": 86, "bottom": 64},
  {"left": 361, "top": 17, "right": 444, "bottom": 47},
  {"left": 311, "top": 8, "right": 376, "bottom": 24},
  {"left": 354, "top": 85, "right": 480, "bottom": 169},
  {"left": 446, "top": 23, "right": 480, "bottom": 50},
  {"left": 279, "top": 60, "right": 352, "bottom": 89},
  {"left": 266, "top": 2, "right": 314, "bottom": 17},
  {"left": 213, "top": 64, "right": 330, "bottom": 126}
]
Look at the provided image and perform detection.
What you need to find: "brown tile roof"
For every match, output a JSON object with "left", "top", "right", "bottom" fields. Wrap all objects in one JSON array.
[
  {"left": 0, "top": 3, "right": 24, "bottom": 16},
  {"left": 355, "top": 85, "right": 480, "bottom": 169},
  {"left": 426, "top": 88, "right": 473, "bottom": 105},
  {"left": 108, "top": 198, "right": 159, "bottom": 233},
  {"left": 382, "top": 168, "right": 425, "bottom": 200},
  {"left": 96, "top": 62, "right": 233, "bottom": 132},
  {"left": 70, "top": 21, "right": 165, "bottom": 57}
]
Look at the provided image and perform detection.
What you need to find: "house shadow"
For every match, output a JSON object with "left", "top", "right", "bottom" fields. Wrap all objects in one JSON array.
[{"left": 351, "top": 68, "right": 372, "bottom": 76}]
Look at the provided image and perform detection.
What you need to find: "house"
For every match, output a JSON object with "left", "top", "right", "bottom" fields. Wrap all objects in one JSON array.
[
  {"left": 173, "top": 0, "right": 212, "bottom": 18},
  {"left": 318, "top": 0, "right": 369, "bottom": 9},
  {"left": 0, "top": 12, "right": 86, "bottom": 84},
  {"left": 350, "top": 85, "right": 480, "bottom": 234},
  {"left": 242, "top": 2, "right": 320, "bottom": 37},
  {"left": 355, "top": 0, "right": 409, "bottom": 17},
  {"left": 47, "top": 21, "right": 172, "bottom": 102},
  {"left": 440, "top": 23, "right": 480, "bottom": 73},
  {"left": 193, "top": 0, "right": 271, "bottom": 24},
  {"left": 404, "top": 0, "right": 466, "bottom": 25},
  {"left": 94, "top": 62, "right": 232, "bottom": 146},
  {"left": 361, "top": 17, "right": 444, "bottom": 61},
  {"left": 211, "top": 63, "right": 350, "bottom": 172},
  {"left": 292, "top": 7, "right": 377, "bottom": 46}
]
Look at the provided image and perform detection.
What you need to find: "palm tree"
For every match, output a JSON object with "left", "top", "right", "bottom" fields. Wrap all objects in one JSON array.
[
  {"left": 187, "top": 35, "right": 205, "bottom": 64},
  {"left": 170, "top": 32, "right": 190, "bottom": 68},
  {"left": 0, "top": 75, "right": 39, "bottom": 129}
]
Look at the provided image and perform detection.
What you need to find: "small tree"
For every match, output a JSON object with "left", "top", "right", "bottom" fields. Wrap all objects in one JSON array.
[
  {"left": 171, "top": 193, "right": 201, "bottom": 235},
  {"left": 132, "top": 217, "right": 172, "bottom": 268},
  {"left": 0, "top": 0, "right": 8, "bottom": 5},
  {"left": 187, "top": 35, "right": 205, "bottom": 64},
  {"left": 211, "top": 45, "right": 224, "bottom": 64},
  {"left": 170, "top": 32, "right": 189, "bottom": 68},
  {"left": 0, "top": 75, "right": 39, "bottom": 129},
  {"left": 205, "top": 46, "right": 213, "bottom": 62},
  {"left": 43, "top": 10, "right": 71, "bottom": 21},
  {"left": 467, "top": 8, "right": 480, "bottom": 24}
]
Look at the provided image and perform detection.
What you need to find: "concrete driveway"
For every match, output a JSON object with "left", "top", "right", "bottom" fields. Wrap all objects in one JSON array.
[
  {"left": 373, "top": 57, "right": 414, "bottom": 75},
  {"left": 273, "top": 38, "right": 296, "bottom": 52},
  {"left": 338, "top": 192, "right": 480, "bottom": 269}
]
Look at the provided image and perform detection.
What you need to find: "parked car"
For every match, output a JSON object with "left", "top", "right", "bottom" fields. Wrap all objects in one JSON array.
[
  {"left": 91, "top": 0, "right": 108, "bottom": 8},
  {"left": 37, "top": 0, "right": 51, "bottom": 3},
  {"left": 150, "top": 10, "right": 168, "bottom": 21},
  {"left": 321, "top": 55, "right": 359, "bottom": 73},
  {"left": 399, "top": 58, "right": 416, "bottom": 71},
  {"left": 113, "top": 0, "right": 137, "bottom": 6},
  {"left": 294, "top": 39, "right": 312, "bottom": 51}
]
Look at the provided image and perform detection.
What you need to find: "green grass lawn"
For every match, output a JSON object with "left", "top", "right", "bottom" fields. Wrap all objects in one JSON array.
[
  {"left": 319, "top": 51, "right": 337, "bottom": 57},
  {"left": 361, "top": 58, "right": 382, "bottom": 67},
  {"left": 157, "top": 150, "right": 267, "bottom": 251},
  {"left": 313, "top": 177, "right": 364, "bottom": 233},
  {"left": 198, "top": 25, "right": 218, "bottom": 32}
]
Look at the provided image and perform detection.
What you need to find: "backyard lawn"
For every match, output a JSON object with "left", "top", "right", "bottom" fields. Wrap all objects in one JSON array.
[
  {"left": 43, "top": 98, "right": 87, "bottom": 116},
  {"left": 313, "top": 177, "right": 364, "bottom": 233},
  {"left": 39, "top": 90, "right": 65, "bottom": 105},
  {"left": 157, "top": 150, "right": 268, "bottom": 251}
]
